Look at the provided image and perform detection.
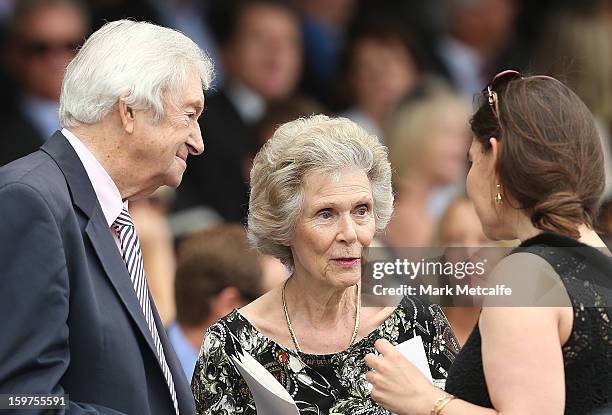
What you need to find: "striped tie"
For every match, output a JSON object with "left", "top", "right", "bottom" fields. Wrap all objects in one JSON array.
[{"left": 113, "top": 208, "right": 179, "bottom": 414}]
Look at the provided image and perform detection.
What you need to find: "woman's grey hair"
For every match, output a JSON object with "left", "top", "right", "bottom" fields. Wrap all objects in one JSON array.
[
  {"left": 248, "top": 114, "right": 394, "bottom": 268},
  {"left": 59, "top": 20, "right": 214, "bottom": 127}
]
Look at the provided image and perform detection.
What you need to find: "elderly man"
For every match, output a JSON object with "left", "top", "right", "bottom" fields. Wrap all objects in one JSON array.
[{"left": 0, "top": 20, "right": 212, "bottom": 415}]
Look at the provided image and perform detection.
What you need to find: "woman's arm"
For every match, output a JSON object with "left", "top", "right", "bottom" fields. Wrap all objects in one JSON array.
[
  {"left": 477, "top": 306, "right": 566, "bottom": 414},
  {"left": 365, "top": 305, "right": 567, "bottom": 415},
  {"left": 365, "top": 339, "right": 498, "bottom": 415}
]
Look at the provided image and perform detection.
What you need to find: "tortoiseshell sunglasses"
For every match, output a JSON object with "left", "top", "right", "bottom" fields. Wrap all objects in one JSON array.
[{"left": 484, "top": 70, "right": 556, "bottom": 121}]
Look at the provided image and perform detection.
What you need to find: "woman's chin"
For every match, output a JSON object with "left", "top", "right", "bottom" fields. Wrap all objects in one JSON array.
[
  {"left": 482, "top": 225, "right": 513, "bottom": 242},
  {"left": 327, "top": 270, "right": 361, "bottom": 288}
]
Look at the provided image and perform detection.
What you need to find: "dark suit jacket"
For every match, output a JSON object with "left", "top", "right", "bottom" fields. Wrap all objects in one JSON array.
[
  {"left": 0, "top": 108, "right": 45, "bottom": 166},
  {"left": 0, "top": 131, "right": 196, "bottom": 414},
  {"left": 175, "top": 91, "right": 253, "bottom": 222}
]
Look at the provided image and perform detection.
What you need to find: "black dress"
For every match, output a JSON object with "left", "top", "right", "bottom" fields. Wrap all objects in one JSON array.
[
  {"left": 445, "top": 232, "right": 612, "bottom": 414},
  {"left": 192, "top": 296, "right": 459, "bottom": 415}
]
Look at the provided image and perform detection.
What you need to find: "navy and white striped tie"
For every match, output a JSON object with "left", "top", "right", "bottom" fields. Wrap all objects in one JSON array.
[{"left": 113, "top": 208, "right": 179, "bottom": 414}]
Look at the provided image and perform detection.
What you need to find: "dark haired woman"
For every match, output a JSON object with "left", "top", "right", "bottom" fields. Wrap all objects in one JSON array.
[{"left": 363, "top": 71, "right": 612, "bottom": 415}]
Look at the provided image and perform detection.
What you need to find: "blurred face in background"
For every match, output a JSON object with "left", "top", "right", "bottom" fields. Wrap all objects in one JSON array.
[
  {"left": 225, "top": 4, "right": 302, "bottom": 100},
  {"left": 452, "top": 0, "right": 517, "bottom": 57},
  {"left": 420, "top": 101, "right": 471, "bottom": 185},
  {"left": 351, "top": 38, "right": 418, "bottom": 119},
  {"left": 439, "top": 197, "right": 491, "bottom": 300},
  {"left": 441, "top": 198, "right": 490, "bottom": 248},
  {"left": 12, "top": 3, "right": 87, "bottom": 101}
]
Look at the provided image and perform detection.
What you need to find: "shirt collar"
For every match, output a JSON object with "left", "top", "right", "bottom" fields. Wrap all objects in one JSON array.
[
  {"left": 167, "top": 322, "right": 199, "bottom": 379},
  {"left": 61, "top": 128, "right": 126, "bottom": 226},
  {"left": 439, "top": 36, "right": 485, "bottom": 97},
  {"left": 20, "top": 95, "right": 60, "bottom": 141},
  {"left": 226, "top": 81, "right": 266, "bottom": 123}
]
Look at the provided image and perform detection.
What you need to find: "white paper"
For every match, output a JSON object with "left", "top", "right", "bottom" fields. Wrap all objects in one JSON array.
[
  {"left": 394, "top": 335, "right": 433, "bottom": 384},
  {"left": 231, "top": 352, "right": 300, "bottom": 415}
]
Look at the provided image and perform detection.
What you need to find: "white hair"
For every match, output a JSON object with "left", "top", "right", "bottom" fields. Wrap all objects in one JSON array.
[
  {"left": 248, "top": 115, "right": 394, "bottom": 268},
  {"left": 59, "top": 20, "right": 214, "bottom": 127}
]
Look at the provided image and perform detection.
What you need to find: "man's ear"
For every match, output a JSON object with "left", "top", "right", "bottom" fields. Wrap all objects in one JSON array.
[{"left": 118, "top": 99, "right": 135, "bottom": 134}]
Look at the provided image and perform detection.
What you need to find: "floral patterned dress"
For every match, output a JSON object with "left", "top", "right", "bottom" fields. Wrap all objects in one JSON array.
[{"left": 192, "top": 296, "right": 459, "bottom": 415}]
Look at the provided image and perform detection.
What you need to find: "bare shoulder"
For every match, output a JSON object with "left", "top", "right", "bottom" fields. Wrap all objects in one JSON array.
[
  {"left": 491, "top": 251, "right": 557, "bottom": 278},
  {"left": 486, "top": 252, "right": 571, "bottom": 308},
  {"left": 484, "top": 251, "right": 572, "bottom": 335}
]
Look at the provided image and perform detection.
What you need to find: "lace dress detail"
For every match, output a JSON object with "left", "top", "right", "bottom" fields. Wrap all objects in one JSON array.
[
  {"left": 192, "top": 296, "right": 459, "bottom": 415},
  {"left": 445, "top": 232, "right": 612, "bottom": 414}
]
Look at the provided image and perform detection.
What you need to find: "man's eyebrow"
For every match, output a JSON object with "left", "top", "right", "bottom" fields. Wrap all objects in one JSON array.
[{"left": 184, "top": 100, "right": 204, "bottom": 114}]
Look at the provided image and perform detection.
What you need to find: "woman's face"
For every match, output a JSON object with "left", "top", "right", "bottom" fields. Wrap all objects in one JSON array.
[
  {"left": 290, "top": 168, "right": 376, "bottom": 288},
  {"left": 466, "top": 138, "right": 506, "bottom": 240}
]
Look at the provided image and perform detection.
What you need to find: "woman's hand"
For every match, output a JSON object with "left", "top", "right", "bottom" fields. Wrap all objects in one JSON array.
[{"left": 365, "top": 339, "right": 444, "bottom": 415}]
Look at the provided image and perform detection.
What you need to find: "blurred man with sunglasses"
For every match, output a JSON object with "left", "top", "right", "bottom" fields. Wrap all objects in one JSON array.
[{"left": 0, "top": 0, "right": 89, "bottom": 166}]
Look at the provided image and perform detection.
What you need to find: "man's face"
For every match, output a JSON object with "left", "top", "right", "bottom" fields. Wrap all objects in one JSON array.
[
  {"left": 14, "top": 4, "right": 87, "bottom": 101},
  {"left": 226, "top": 5, "right": 302, "bottom": 100},
  {"left": 128, "top": 71, "right": 205, "bottom": 198}
]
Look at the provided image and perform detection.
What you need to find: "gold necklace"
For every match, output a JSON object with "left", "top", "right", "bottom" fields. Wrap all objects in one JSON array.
[{"left": 282, "top": 278, "right": 361, "bottom": 354}]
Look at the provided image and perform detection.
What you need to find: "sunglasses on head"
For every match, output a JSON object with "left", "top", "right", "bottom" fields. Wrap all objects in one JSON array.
[
  {"left": 484, "top": 70, "right": 521, "bottom": 120},
  {"left": 22, "top": 39, "right": 81, "bottom": 57},
  {"left": 483, "top": 70, "right": 557, "bottom": 121}
]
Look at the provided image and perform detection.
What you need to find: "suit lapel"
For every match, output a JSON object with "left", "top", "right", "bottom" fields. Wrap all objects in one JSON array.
[
  {"left": 41, "top": 131, "right": 160, "bottom": 369},
  {"left": 84, "top": 207, "right": 158, "bottom": 356}
]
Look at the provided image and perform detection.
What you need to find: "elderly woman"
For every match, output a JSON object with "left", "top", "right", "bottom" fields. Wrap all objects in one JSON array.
[
  {"left": 192, "top": 115, "right": 458, "bottom": 414},
  {"left": 363, "top": 72, "right": 612, "bottom": 415}
]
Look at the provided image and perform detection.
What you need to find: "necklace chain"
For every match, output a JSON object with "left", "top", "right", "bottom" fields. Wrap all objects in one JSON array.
[{"left": 282, "top": 278, "right": 361, "bottom": 354}]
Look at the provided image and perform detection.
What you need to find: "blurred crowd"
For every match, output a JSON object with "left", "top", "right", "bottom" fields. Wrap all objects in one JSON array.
[{"left": 1, "top": 0, "right": 612, "bottom": 375}]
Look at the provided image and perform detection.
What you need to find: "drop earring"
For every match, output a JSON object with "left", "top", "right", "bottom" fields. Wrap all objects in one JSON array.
[{"left": 494, "top": 184, "right": 503, "bottom": 205}]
